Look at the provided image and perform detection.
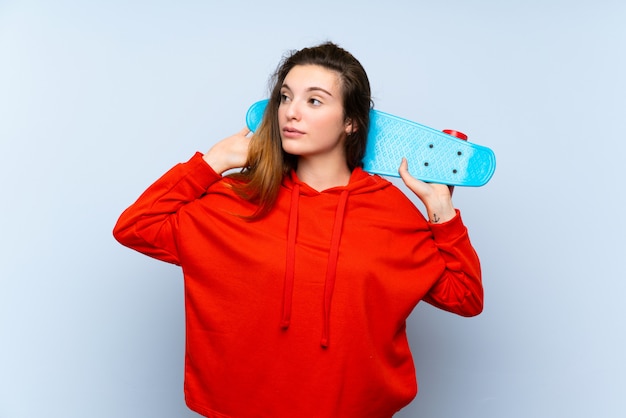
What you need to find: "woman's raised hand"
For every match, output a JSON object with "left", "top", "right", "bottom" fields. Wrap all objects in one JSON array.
[
  {"left": 203, "top": 128, "right": 252, "bottom": 174},
  {"left": 398, "top": 158, "right": 457, "bottom": 224}
]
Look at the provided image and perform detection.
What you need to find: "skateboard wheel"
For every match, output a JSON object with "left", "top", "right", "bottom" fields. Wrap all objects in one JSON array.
[{"left": 442, "top": 129, "right": 468, "bottom": 141}]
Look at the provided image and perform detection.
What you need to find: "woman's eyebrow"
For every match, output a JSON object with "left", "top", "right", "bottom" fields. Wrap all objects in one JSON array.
[
  {"left": 281, "top": 83, "right": 333, "bottom": 97},
  {"left": 307, "top": 86, "right": 333, "bottom": 97}
]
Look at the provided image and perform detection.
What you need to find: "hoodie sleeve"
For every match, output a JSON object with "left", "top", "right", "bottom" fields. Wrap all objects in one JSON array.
[
  {"left": 113, "top": 152, "right": 221, "bottom": 265},
  {"left": 422, "top": 210, "right": 484, "bottom": 317}
]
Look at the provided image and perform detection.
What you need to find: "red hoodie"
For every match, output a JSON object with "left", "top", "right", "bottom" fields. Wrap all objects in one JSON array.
[{"left": 113, "top": 152, "right": 483, "bottom": 418}]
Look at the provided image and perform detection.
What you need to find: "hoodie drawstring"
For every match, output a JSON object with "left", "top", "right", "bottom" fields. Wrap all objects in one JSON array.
[
  {"left": 320, "top": 189, "right": 349, "bottom": 348},
  {"left": 280, "top": 183, "right": 350, "bottom": 349},
  {"left": 281, "top": 183, "right": 300, "bottom": 329}
]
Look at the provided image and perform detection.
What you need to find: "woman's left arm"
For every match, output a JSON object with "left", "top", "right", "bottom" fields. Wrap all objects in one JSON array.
[{"left": 399, "top": 158, "right": 484, "bottom": 316}]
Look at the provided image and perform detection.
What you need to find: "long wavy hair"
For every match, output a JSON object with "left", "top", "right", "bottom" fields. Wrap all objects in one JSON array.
[{"left": 231, "top": 42, "right": 372, "bottom": 218}]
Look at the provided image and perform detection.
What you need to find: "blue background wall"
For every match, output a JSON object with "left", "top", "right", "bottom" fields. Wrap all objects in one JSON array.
[{"left": 1, "top": 0, "right": 625, "bottom": 416}]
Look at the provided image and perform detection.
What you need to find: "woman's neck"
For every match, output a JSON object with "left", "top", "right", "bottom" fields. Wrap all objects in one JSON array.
[{"left": 296, "top": 158, "right": 351, "bottom": 191}]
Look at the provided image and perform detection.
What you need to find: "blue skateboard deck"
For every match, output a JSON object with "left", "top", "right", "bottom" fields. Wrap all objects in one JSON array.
[{"left": 245, "top": 100, "right": 496, "bottom": 187}]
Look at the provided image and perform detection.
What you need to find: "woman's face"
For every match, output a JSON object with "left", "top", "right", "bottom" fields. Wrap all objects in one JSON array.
[{"left": 278, "top": 65, "right": 354, "bottom": 162}]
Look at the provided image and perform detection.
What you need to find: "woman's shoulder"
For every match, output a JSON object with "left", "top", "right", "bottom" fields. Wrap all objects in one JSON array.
[{"left": 353, "top": 172, "right": 425, "bottom": 217}]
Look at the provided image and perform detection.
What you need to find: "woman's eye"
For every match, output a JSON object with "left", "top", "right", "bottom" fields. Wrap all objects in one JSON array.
[
  {"left": 309, "top": 98, "right": 321, "bottom": 106},
  {"left": 280, "top": 94, "right": 290, "bottom": 103}
]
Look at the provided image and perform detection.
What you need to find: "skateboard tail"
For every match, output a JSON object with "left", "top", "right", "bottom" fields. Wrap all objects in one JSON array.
[{"left": 246, "top": 100, "right": 266, "bottom": 132}]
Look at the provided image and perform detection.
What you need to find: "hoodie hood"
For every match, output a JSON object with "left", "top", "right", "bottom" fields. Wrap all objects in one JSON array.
[{"left": 279, "top": 167, "right": 391, "bottom": 348}]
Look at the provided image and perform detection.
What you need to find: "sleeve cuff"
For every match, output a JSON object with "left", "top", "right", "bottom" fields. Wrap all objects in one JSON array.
[
  {"left": 184, "top": 152, "right": 223, "bottom": 189},
  {"left": 429, "top": 209, "right": 467, "bottom": 241}
]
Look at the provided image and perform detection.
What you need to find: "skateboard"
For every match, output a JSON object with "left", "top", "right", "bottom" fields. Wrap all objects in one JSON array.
[{"left": 245, "top": 99, "right": 496, "bottom": 187}]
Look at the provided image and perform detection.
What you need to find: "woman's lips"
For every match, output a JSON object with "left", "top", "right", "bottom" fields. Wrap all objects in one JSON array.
[{"left": 282, "top": 126, "right": 304, "bottom": 138}]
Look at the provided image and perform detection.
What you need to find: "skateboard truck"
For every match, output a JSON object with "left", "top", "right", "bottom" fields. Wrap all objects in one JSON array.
[{"left": 442, "top": 129, "right": 468, "bottom": 196}]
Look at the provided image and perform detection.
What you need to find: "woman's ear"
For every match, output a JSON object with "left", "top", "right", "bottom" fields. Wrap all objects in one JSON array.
[{"left": 345, "top": 118, "right": 358, "bottom": 135}]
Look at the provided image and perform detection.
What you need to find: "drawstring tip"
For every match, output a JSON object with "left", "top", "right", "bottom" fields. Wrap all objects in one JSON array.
[
  {"left": 280, "top": 320, "right": 291, "bottom": 330},
  {"left": 320, "top": 338, "right": 329, "bottom": 349}
]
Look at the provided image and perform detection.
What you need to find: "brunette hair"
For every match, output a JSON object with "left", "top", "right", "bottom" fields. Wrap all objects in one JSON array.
[{"left": 233, "top": 42, "right": 372, "bottom": 218}]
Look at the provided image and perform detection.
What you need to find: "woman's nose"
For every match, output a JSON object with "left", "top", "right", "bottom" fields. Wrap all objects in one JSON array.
[{"left": 285, "top": 101, "right": 300, "bottom": 120}]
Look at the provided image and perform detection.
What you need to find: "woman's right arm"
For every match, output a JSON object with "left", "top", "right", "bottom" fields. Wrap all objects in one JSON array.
[
  {"left": 113, "top": 129, "right": 251, "bottom": 264},
  {"left": 112, "top": 152, "right": 222, "bottom": 265}
]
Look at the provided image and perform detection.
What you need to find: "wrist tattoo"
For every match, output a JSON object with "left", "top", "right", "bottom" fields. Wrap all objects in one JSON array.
[{"left": 431, "top": 213, "right": 440, "bottom": 223}]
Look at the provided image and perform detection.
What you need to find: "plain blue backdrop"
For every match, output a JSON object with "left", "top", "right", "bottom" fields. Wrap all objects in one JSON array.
[{"left": 1, "top": 0, "right": 625, "bottom": 417}]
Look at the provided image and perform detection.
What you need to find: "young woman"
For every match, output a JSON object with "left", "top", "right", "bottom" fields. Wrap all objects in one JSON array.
[{"left": 114, "top": 42, "right": 483, "bottom": 418}]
